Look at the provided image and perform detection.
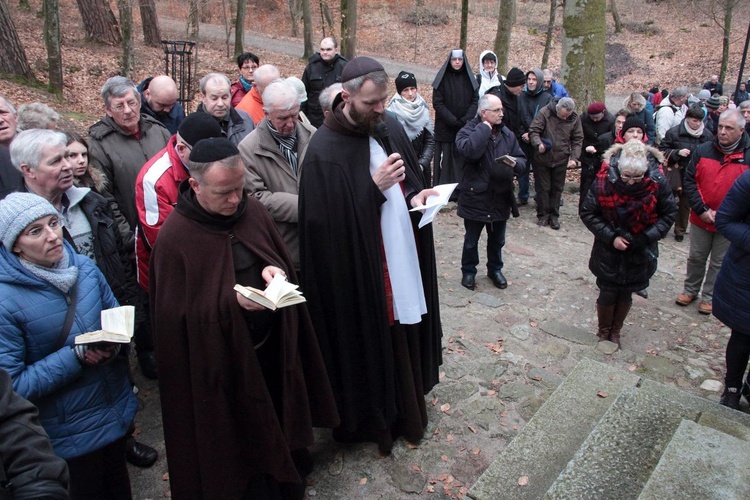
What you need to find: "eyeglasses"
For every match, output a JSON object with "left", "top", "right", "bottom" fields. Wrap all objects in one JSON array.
[
  {"left": 110, "top": 100, "right": 139, "bottom": 113},
  {"left": 486, "top": 108, "right": 503, "bottom": 114},
  {"left": 24, "top": 218, "right": 63, "bottom": 238},
  {"left": 620, "top": 174, "right": 644, "bottom": 182}
]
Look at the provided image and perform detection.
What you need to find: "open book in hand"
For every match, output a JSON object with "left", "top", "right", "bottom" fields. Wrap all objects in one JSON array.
[
  {"left": 74, "top": 305, "right": 135, "bottom": 344},
  {"left": 408, "top": 183, "right": 459, "bottom": 229},
  {"left": 234, "top": 273, "right": 306, "bottom": 311}
]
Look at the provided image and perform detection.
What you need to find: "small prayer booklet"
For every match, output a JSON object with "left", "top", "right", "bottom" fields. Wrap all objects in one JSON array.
[
  {"left": 409, "top": 183, "right": 459, "bottom": 228},
  {"left": 495, "top": 154, "right": 517, "bottom": 167},
  {"left": 234, "top": 274, "right": 306, "bottom": 311},
  {"left": 74, "top": 305, "right": 135, "bottom": 344}
]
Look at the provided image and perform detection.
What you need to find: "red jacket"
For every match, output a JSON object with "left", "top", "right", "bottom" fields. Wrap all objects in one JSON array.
[
  {"left": 134, "top": 136, "right": 186, "bottom": 290},
  {"left": 684, "top": 133, "right": 750, "bottom": 232},
  {"left": 230, "top": 80, "right": 248, "bottom": 108}
]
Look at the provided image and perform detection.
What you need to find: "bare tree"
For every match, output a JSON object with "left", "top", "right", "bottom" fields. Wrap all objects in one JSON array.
[
  {"left": 0, "top": 0, "right": 35, "bottom": 80},
  {"left": 494, "top": 0, "right": 514, "bottom": 75},
  {"left": 187, "top": 0, "right": 200, "bottom": 40},
  {"left": 139, "top": 0, "right": 161, "bottom": 47},
  {"left": 541, "top": 0, "right": 558, "bottom": 69},
  {"left": 43, "top": 0, "right": 63, "bottom": 93},
  {"left": 117, "top": 0, "right": 133, "bottom": 78},
  {"left": 609, "top": 0, "right": 622, "bottom": 34},
  {"left": 340, "top": 0, "right": 356, "bottom": 59},
  {"left": 235, "top": 0, "right": 246, "bottom": 56},
  {"left": 459, "top": 0, "right": 468, "bottom": 50},
  {"left": 288, "top": 0, "right": 301, "bottom": 37},
  {"left": 561, "top": 0, "right": 606, "bottom": 109},
  {"left": 74, "top": 0, "right": 121, "bottom": 45},
  {"left": 691, "top": 0, "right": 743, "bottom": 85},
  {"left": 302, "top": 0, "right": 313, "bottom": 58}
]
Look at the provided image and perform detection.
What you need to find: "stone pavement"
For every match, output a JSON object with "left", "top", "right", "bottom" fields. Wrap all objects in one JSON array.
[{"left": 128, "top": 188, "right": 738, "bottom": 499}]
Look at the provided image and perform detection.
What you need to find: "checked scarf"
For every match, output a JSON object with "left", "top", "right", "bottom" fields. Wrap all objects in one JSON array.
[{"left": 596, "top": 162, "right": 659, "bottom": 236}]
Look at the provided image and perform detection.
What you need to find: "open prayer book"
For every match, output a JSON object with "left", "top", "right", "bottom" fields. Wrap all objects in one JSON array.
[
  {"left": 408, "top": 183, "right": 459, "bottom": 229},
  {"left": 234, "top": 274, "right": 306, "bottom": 311},
  {"left": 74, "top": 305, "right": 135, "bottom": 344}
]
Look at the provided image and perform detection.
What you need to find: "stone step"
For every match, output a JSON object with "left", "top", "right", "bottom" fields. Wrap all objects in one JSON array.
[
  {"left": 638, "top": 419, "right": 750, "bottom": 500},
  {"left": 545, "top": 379, "right": 750, "bottom": 499},
  {"left": 468, "top": 358, "right": 639, "bottom": 500}
]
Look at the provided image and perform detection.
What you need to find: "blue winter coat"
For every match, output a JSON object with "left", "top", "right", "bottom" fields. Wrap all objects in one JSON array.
[
  {"left": 713, "top": 169, "right": 750, "bottom": 334},
  {"left": 0, "top": 243, "right": 137, "bottom": 459}
]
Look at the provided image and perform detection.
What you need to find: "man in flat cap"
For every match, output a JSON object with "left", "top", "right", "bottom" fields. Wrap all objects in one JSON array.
[
  {"left": 150, "top": 137, "right": 338, "bottom": 499},
  {"left": 300, "top": 56, "right": 443, "bottom": 455}
]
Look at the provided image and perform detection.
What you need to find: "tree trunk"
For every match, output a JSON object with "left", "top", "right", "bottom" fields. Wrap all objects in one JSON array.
[
  {"left": 340, "top": 0, "right": 356, "bottom": 59},
  {"left": 288, "top": 0, "right": 300, "bottom": 37},
  {"left": 234, "top": 0, "right": 246, "bottom": 56},
  {"left": 609, "top": 0, "right": 622, "bottom": 33},
  {"left": 139, "top": 0, "right": 161, "bottom": 47},
  {"left": 0, "top": 0, "right": 35, "bottom": 80},
  {"left": 561, "top": 0, "right": 606, "bottom": 110},
  {"left": 494, "top": 0, "right": 514, "bottom": 75},
  {"left": 302, "top": 0, "right": 313, "bottom": 58},
  {"left": 44, "top": 0, "right": 63, "bottom": 93},
  {"left": 187, "top": 0, "right": 200, "bottom": 40},
  {"left": 541, "top": 0, "right": 557, "bottom": 69},
  {"left": 459, "top": 0, "right": 469, "bottom": 50},
  {"left": 74, "top": 0, "right": 121, "bottom": 45},
  {"left": 719, "top": 0, "right": 733, "bottom": 84},
  {"left": 118, "top": 0, "right": 134, "bottom": 78}
]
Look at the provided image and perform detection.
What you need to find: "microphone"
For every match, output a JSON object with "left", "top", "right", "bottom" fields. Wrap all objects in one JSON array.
[{"left": 373, "top": 121, "right": 394, "bottom": 156}]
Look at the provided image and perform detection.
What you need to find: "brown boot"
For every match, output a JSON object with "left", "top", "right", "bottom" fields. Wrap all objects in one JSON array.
[
  {"left": 609, "top": 301, "right": 632, "bottom": 349},
  {"left": 596, "top": 303, "right": 616, "bottom": 341}
]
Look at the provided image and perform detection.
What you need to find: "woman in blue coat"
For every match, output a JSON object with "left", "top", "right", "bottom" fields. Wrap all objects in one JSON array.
[
  {"left": 714, "top": 169, "right": 750, "bottom": 410},
  {"left": 0, "top": 192, "right": 137, "bottom": 499}
]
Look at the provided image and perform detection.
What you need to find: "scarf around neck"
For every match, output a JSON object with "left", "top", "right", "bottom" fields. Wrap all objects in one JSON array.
[
  {"left": 596, "top": 161, "right": 659, "bottom": 236},
  {"left": 387, "top": 93, "right": 433, "bottom": 141},
  {"left": 19, "top": 246, "right": 79, "bottom": 294},
  {"left": 268, "top": 122, "right": 299, "bottom": 174},
  {"left": 683, "top": 119, "right": 705, "bottom": 138},
  {"left": 240, "top": 76, "right": 253, "bottom": 92}
]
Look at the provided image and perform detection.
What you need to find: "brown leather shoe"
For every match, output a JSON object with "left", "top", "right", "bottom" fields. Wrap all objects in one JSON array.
[
  {"left": 698, "top": 301, "right": 712, "bottom": 315},
  {"left": 675, "top": 293, "right": 696, "bottom": 306}
]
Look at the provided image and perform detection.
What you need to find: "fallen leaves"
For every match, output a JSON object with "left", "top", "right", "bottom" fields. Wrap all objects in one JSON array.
[
  {"left": 597, "top": 391, "right": 608, "bottom": 398},
  {"left": 467, "top": 425, "right": 477, "bottom": 433},
  {"left": 358, "top": 477, "right": 367, "bottom": 485},
  {"left": 518, "top": 475, "right": 529, "bottom": 486},
  {"left": 484, "top": 339, "right": 504, "bottom": 354},
  {"left": 440, "top": 403, "right": 451, "bottom": 414}
]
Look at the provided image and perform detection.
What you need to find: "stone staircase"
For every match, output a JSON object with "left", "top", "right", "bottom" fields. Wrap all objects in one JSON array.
[{"left": 468, "top": 358, "right": 750, "bottom": 500}]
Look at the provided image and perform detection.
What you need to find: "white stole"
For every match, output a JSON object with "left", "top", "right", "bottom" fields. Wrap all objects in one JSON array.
[{"left": 368, "top": 137, "right": 427, "bottom": 324}]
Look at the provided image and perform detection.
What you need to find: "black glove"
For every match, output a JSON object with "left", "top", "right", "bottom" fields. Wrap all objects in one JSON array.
[{"left": 628, "top": 233, "right": 651, "bottom": 250}]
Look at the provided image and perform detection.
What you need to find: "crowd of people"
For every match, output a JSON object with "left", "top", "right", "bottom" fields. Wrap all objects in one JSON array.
[{"left": 0, "top": 38, "right": 749, "bottom": 498}]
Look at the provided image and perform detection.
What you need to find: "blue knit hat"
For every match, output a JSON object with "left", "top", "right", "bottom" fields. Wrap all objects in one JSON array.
[{"left": 0, "top": 192, "right": 58, "bottom": 250}]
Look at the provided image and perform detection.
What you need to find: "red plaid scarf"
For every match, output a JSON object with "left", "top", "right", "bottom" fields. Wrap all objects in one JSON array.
[{"left": 596, "top": 164, "right": 659, "bottom": 235}]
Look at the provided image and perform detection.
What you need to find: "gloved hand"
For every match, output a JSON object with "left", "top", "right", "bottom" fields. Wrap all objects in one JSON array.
[
  {"left": 73, "top": 343, "right": 121, "bottom": 366},
  {"left": 628, "top": 233, "right": 651, "bottom": 250}
]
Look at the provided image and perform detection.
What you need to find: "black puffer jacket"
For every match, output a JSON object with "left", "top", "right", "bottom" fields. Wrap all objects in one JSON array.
[
  {"left": 658, "top": 120, "right": 713, "bottom": 189},
  {"left": 580, "top": 144, "right": 676, "bottom": 290},
  {"left": 455, "top": 117, "right": 526, "bottom": 222},
  {"left": 411, "top": 128, "right": 435, "bottom": 171}
]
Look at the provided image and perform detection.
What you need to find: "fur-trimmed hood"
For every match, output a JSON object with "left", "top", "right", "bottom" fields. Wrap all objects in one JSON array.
[
  {"left": 602, "top": 141, "right": 665, "bottom": 165},
  {"left": 74, "top": 164, "right": 108, "bottom": 193}
]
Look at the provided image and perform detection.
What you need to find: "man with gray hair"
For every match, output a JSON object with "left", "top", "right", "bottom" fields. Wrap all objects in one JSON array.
[
  {"left": 677, "top": 108, "right": 750, "bottom": 318},
  {"left": 0, "top": 96, "right": 22, "bottom": 199},
  {"left": 655, "top": 86, "right": 689, "bottom": 144},
  {"left": 236, "top": 64, "right": 282, "bottom": 125},
  {"left": 238, "top": 81, "right": 316, "bottom": 270},
  {"left": 88, "top": 75, "right": 169, "bottom": 386},
  {"left": 16, "top": 102, "right": 60, "bottom": 131},
  {"left": 528, "top": 97, "right": 583, "bottom": 229},
  {"left": 88, "top": 75, "right": 170, "bottom": 251},
  {"left": 197, "top": 72, "right": 254, "bottom": 146},
  {"left": 739, "top": 100, "right": 750, "bottom": 135},
  {"left": 300, "top": 56, "right": 443, "bottom": 454},
  {"left": 318, "top": 82, "right": 342, "bottom": 119}
]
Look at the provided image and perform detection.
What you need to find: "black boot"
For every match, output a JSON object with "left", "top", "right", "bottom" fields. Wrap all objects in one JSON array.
[
  {"left": 126, "top": 436, "right": 158, "bottom": 467},
  {"left": 720, "top": 387, "right": 741, "bottom": 411}
]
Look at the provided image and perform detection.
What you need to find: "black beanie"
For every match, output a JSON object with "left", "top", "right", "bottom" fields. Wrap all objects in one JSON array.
[
  {"left": 178, "top": 112, "right": 223, "bottom": 146},
  {"left": 189, "top": 137, "right": 239, "bottom": 163},
  {"left": 622, "top": 116, "right": 646, "bottom": 137},
  {"left": 395, "top": 71, "right": 417, "bottom": 94},
  {"left": 505, "top": 67, "right": 526, "bottom": 88}
]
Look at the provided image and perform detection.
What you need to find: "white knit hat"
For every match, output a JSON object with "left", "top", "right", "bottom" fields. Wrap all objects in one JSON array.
[{"left": 0, "top": 192, "right": 58, "bottom": 250}]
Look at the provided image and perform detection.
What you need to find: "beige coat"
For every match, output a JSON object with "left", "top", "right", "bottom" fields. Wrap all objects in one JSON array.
[{"left": 238, "top": 118, "right": 316, "bottom": 268}]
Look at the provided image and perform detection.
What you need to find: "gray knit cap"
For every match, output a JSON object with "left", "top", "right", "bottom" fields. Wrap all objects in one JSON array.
[{"left": 0, "top": 192, "right": 59, "bottom": 250}]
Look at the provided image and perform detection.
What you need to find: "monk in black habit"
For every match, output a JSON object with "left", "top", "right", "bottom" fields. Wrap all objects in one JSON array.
[
  {"left": 299, "top": 57, "right": 443, "bottom": 455},
  {"left": 150, "top": 138, "right": 339, "bottom": 499}
]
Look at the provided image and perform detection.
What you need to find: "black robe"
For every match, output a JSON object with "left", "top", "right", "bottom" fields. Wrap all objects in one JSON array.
[
  {"left": 299, "top": 98, "right": 443, "bottom": 439},
  {"left": 150, "top": 185, "right": 338, "bottom": 499}
]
